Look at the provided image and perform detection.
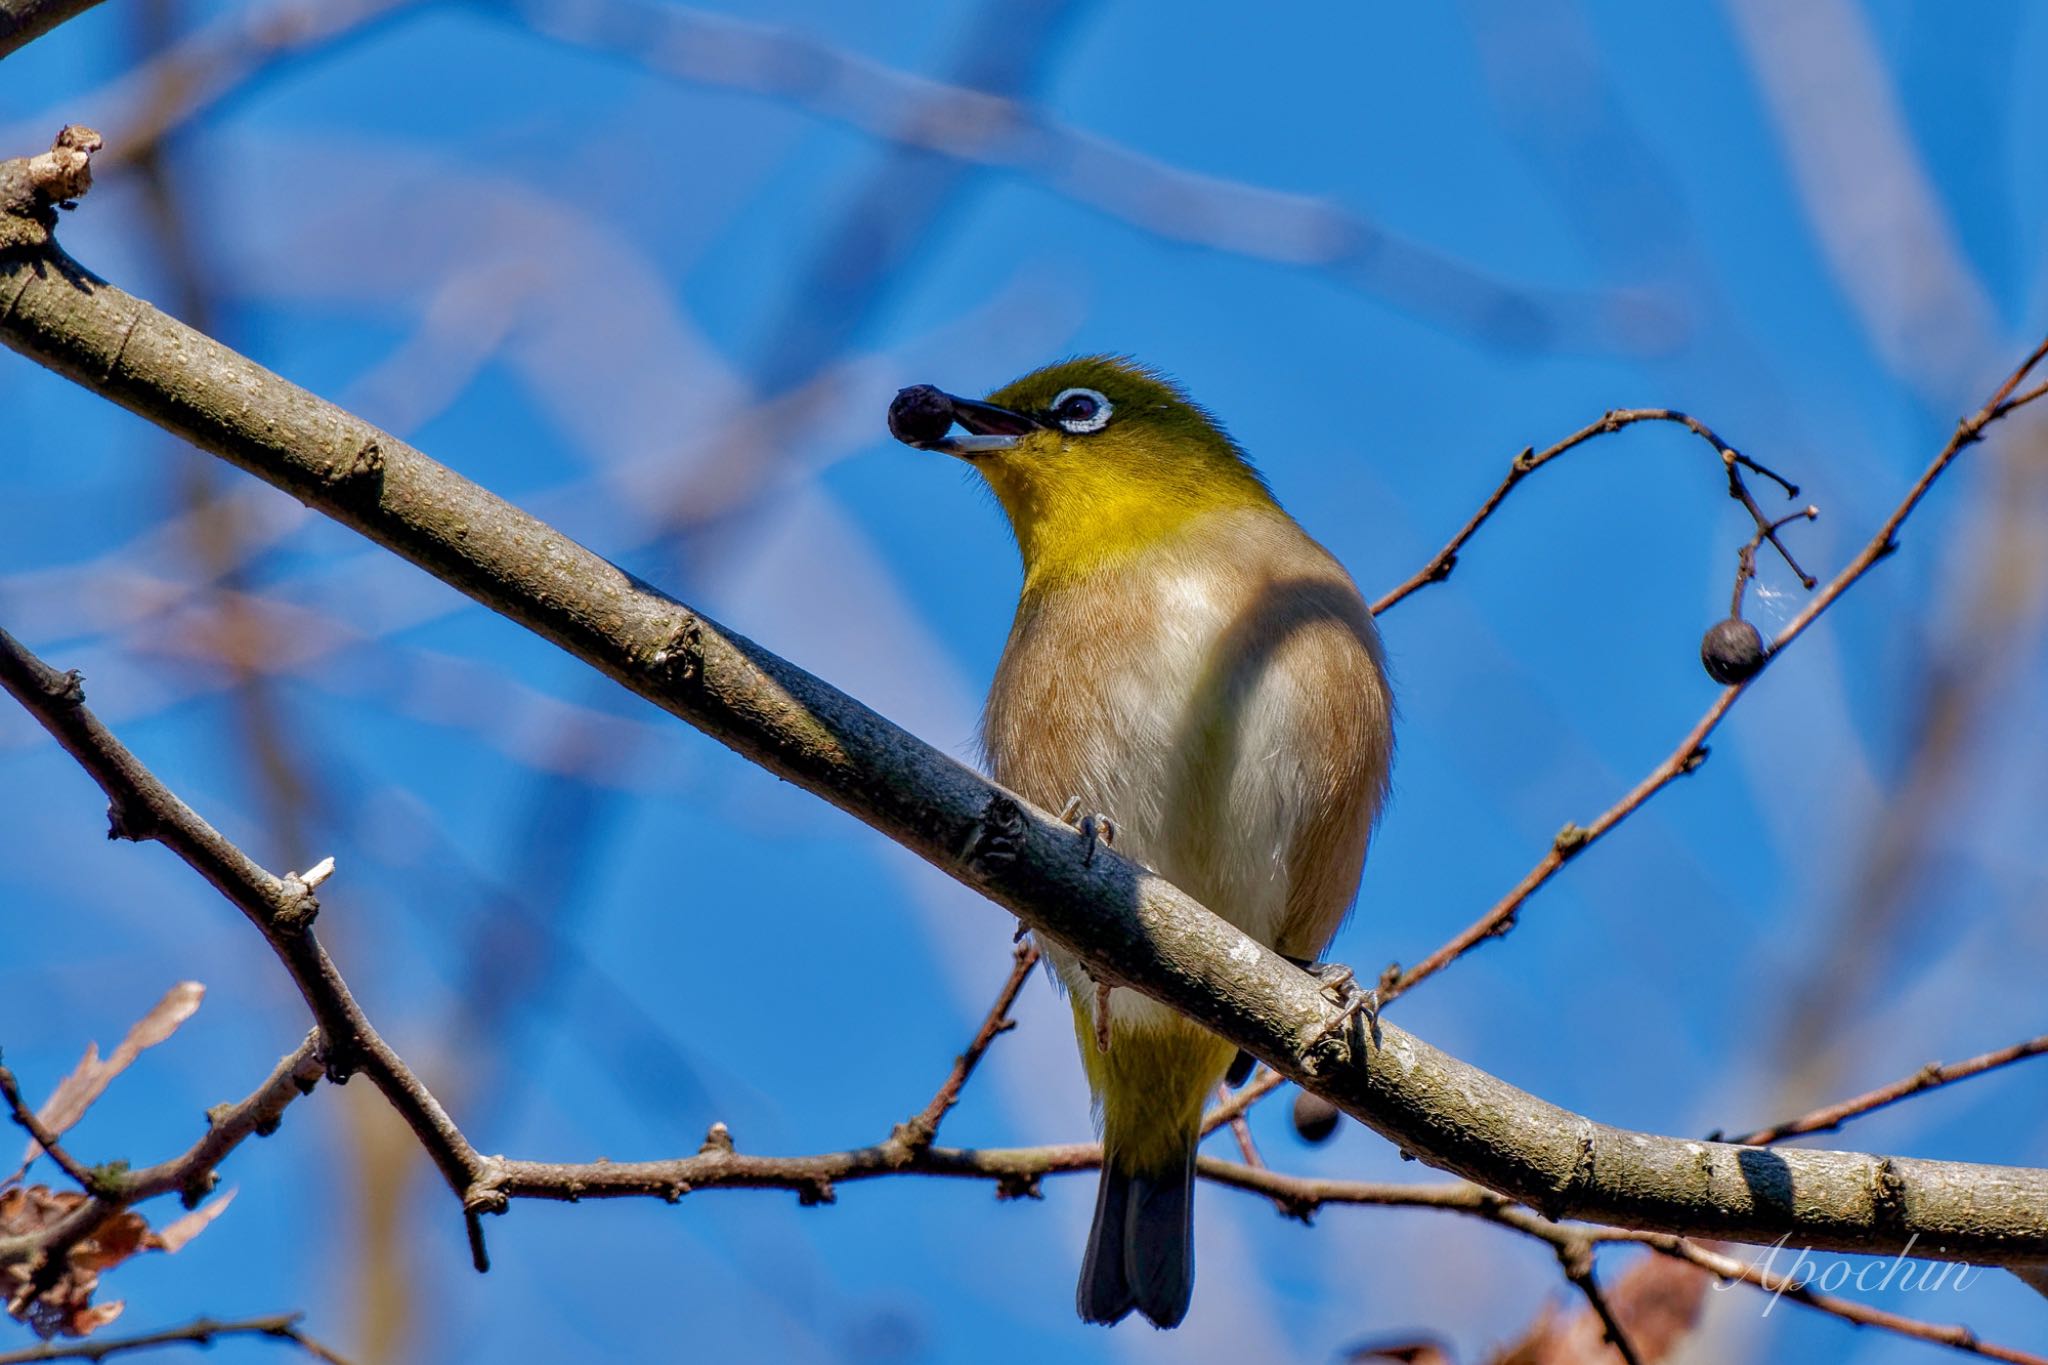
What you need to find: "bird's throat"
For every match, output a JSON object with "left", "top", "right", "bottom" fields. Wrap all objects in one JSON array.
[{"left": 987, "top": 462, "right": 1273, "bottom": 594}]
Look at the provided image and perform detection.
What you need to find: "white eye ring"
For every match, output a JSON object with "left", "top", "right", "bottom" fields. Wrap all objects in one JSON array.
[{"left": 1051, "top": 387, "right": 1112, "bottom": 434}]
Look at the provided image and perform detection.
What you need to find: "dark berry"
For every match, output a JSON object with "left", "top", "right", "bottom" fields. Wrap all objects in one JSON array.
[
  {"left": 1292, "top": 1090, "right": 1341, "bottom": 1144},
  {"left": 888, "top": 385, "right": 955, "bottom": 446},
  {"left": 1701, "top": 617, "right": 1767, "bottom": 685}
]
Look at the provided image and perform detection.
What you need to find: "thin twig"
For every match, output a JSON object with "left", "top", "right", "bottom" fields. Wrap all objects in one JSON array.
[
  {"left": 1199, "top": 1066, "right": 1286, "bottom": 1136},
  {"left": 0, "top": 1312, "right": 351, "bottom": 1364},
  {"left": 0, "top": 1035, "right": 322, "bottom": 1279},
  {"left": 0, "top": 1067, "right": 100, "bottom": 1194},
  {"left": 1209, "top": 1080, "right": 1294, "bottom": 1221},
  {"left": 1731, "top": 506, "right": 1820, "bottom": 618},
  {"left": 1641, "top": 1235, "right": 2041, "bottom": 1365},
  {"left": 1994, "top": 376, "right": 2048, "bottom": 420},
  {"left": 1384, "top": 337, "right": 2048, "bottom": 1001},
  {"left": 1214, "top": 1083, "right": 1266, "bottom": 1172},
  {"left": 1372, "top": 407, "right": 1813, "bottom": 617},
  {"left": 1731, "top": 1032, "right": 2048, "bottom": 1147},
  {"left": 899, "top": 939, "right": 1038, "bottom": 1150},
  {"left": 1555, "top": 1241, "right": 1644, "bottom": 1365}
]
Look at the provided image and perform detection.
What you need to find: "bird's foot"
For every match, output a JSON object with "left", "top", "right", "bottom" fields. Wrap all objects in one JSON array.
[
  {"left": 1303, "top": 961, "right": 1380, "bottom": 1054},
  {"left": 1057, "top": 796, "right": 1116, "bottom": 868},
  {"left": 1093, "top": 978, "right": 1114, "bottom": 1054}
]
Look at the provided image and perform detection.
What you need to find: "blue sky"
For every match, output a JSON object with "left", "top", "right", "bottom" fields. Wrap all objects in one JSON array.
[{"left": 3, "top": 2, "right": 2047, "bottom": 1362}]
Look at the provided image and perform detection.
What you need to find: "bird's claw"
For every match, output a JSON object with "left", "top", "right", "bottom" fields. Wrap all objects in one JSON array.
[
  {"left": 1057, "top": 796, "right": 1116, "bottom": 867},
  {"left": 1304, "top": 962, "right": 1380, "bottom": 1054},
  {"left": 1093, "top": 978, "right": 1114, "bottom": 1054}
]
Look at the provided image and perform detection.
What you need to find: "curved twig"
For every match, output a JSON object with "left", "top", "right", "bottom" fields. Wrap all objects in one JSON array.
[
  {"left": 1382, "top": 341, "right": 2048, "bottom": 1001},
  {"left": 1732, "top": 1031, "right": 2048, "bottom": 1147},
  {"left": 1371, "top": 407, "right": 1815, "bottom": 617}
]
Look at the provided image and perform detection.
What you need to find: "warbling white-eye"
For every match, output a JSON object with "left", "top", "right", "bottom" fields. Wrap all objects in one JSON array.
[{"left": 890, "top": 357, "right": 1394, "bottom": 1329}]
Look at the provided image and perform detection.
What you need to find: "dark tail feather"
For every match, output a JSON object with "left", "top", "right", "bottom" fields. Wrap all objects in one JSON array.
[
  {"left": 1124, "top": 1155, "right": 1196, "bottom": 1328},
  {"left": 1078, "top": 1165, "right": 1137, "bottom": 1325},
  {"left": 1077, "top": 1154, "right": 1196, "bottom": 1329}
]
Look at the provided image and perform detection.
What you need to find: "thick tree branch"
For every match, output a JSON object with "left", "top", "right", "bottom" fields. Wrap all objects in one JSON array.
[{"left": 5, "top": 184, "right": 2048, "bottom": 1269}]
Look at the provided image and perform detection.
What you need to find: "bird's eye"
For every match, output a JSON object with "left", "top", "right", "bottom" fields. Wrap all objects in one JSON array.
[{"left": 1050, "top": 387, "right": 1112, "bottom": 434}]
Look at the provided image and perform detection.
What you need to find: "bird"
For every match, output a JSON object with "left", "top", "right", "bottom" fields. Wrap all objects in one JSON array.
[{"left": 888, "top": 356, "right": 1394, "bottom": 1329}]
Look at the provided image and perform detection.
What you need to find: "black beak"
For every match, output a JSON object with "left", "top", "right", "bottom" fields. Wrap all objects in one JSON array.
[{"left": 888, "top": 385, "right": 1044, "bottom": 455}]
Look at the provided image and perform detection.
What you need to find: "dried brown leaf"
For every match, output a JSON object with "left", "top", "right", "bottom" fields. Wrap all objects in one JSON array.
[
  {"left": 22, "top": 982, "right": 205, "bottom": 1165},
  {"left": 69, "top": 1211, "right": 151, "bottom": 1273},
  {"left": 148, "top": 1188, "right": 235, "bottom": 1252},
  {"left": 23, "top": 1043, "right": 103, "bottom": 1166},
  {"left": 1600, "top": 1254, "right": 1710, "bottom": 1360},
  {"left": 64, "top": 1299, "right": 125, "bottom": 1336},
  {"left": 1, "top": 1184, "right": 227, "bottom": 1339},
  {"left": 1491, "top": 1253, "right": 1710, "bottom": 1365},
  {"left": 1, "top": 1184, "right": 82, "bottom": 1237},
  {"left": 1493, "top": 1305, "right": 1564, "bottom": 1365},
  {"left": 107, "top": 981, "right": 206, "bottom": 1065}
]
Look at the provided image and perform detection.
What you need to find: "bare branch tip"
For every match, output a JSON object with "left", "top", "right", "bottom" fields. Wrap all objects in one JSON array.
[
  {"left": 464, "top": 1207, "right": 491, "bottom": 1274},
  {"left": 32, "top": 124, "right": 103, "bottom": 201}
]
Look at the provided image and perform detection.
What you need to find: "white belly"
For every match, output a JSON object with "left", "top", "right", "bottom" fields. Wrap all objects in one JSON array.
[{"left": 1023, "top": 572, "right": 1323, "bottom": 1034}]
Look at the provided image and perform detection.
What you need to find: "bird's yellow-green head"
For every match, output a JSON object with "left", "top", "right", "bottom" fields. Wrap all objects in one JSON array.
[{"left": 888, "top": 356, "right": 1275, "bottom": 590}]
